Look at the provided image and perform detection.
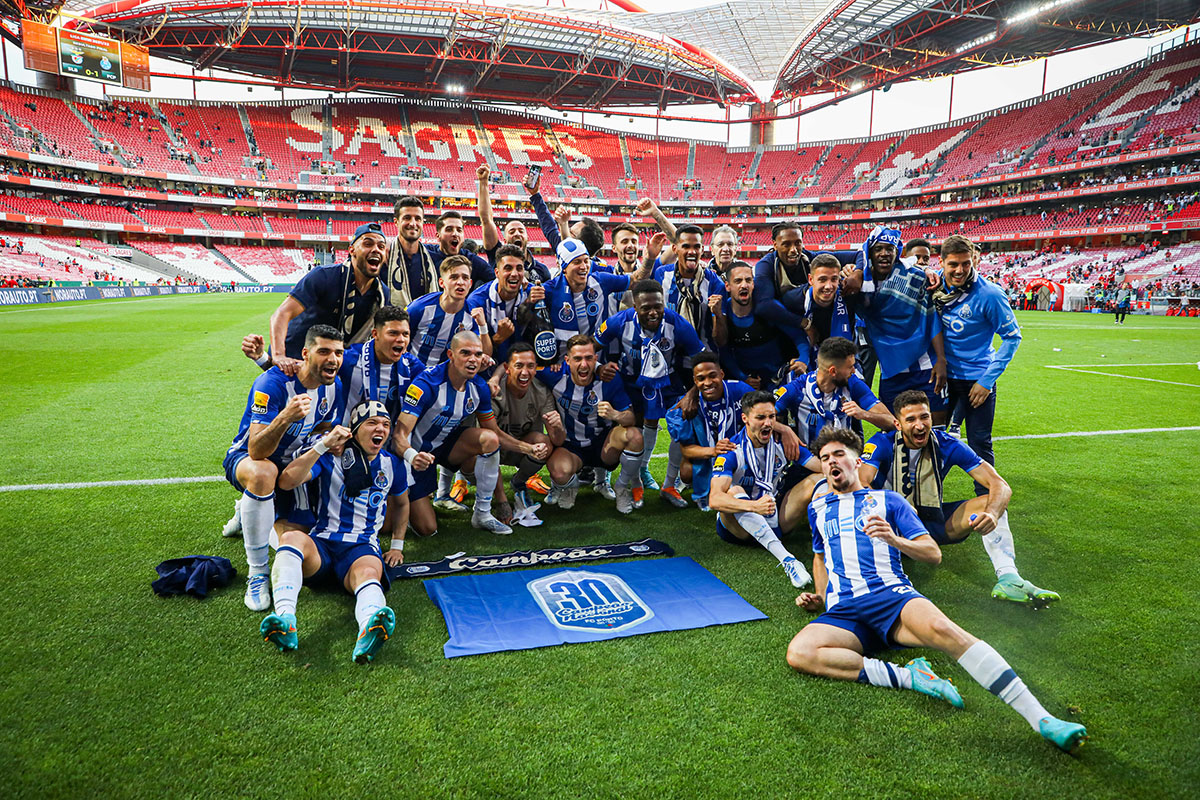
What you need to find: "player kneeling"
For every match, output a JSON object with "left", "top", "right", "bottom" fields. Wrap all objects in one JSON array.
[
  {"left": 787, "top": 427, "right": 1087, "bottom": 753},
  {"left": 260, "top": 401, "right": 409, "bottom": 664}
]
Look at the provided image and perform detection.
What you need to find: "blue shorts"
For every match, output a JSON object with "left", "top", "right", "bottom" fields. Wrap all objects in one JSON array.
[
  {"left": 308, "top": 536, "right": 390, "bottom": 591},
  {"left": 409, "top": 428, "right": 467, "bottom": 501},
  {"left": 918, "top": 500, "right": 968, "bottom": 545},
  {"left": 223, "top": 449, "right": 316, "bottom": 527},
  {"left": 630, "top": 387, "right": 682, "bottom": 422},
  {"left": 715, "top": 516, "right": 755, "bottom": 546},
  {"left": 564, "top": 436, "right": 617, "bottom": 470},
  {"left": 879, "top": 369, "right": 948, "bottom": 415},
  {"left": 810, "top": 584, "right": 926, "bottom": 654}
]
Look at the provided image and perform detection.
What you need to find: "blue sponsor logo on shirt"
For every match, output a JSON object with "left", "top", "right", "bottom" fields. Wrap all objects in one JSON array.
[{"left": 527, "top": 570, "right": 654, "bottom": 632}]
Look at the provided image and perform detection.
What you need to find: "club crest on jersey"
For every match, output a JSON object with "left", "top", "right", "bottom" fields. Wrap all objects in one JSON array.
[
  {"left": 318, "top": 396, "right": 330, "bottom": 415},
  {"left": 251, "top": 391, "right": 270, "bottom": 414},
  {"left": 960, "top": 303, "right": 973, "bottom": 318},
  {"left": 465, "top": 396, "right": 477, "bottom": 414},
  {"left": 527, "top": 569, "right": 653, "bottom": 633},
  {"left": 374, "top": 470, "right": 389, "bottom": 489},
  {"left": 533, "top": 330, "right": 558, "bottom": 361},
  {"left": 586, "top": 286, "right": 600, "bottom": 303},
  {"left": 585, "top": 389, "right": 598, "bottom": 407},
  {"left": 855, "top": 493, "right": 880, "bottom": 531},
  {"left": 559, "top": 301, "right": 575, "bottom": 323}
]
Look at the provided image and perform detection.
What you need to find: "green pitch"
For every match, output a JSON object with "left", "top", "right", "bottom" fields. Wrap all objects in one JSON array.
[{"left": 0, "top": 295, "right": 1197, "bottom": 799}]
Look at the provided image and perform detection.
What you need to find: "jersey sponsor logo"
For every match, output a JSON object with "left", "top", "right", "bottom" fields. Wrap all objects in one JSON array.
[
  {"left": 586, "top": 302, "right": 600, "bottom": 318},
  {"left": 773, "top": 386, "right": 786, "bottom": 399},
  {"left": 862, "top": 443, "right": 877, "bottom": 459},
  {"left": 527, "top": 570, "right": 653, "bottom": 633},
  {"left": 559, "top": 301, "right": 575, "bottom": 323},
  {"left": 367, "top": 489, "right": 386, "bottom": 508},
  {"left": 713, "top": 455, "right": 727, "bottom": 472},
  {"left": 251, "top": 391, "right": 270, "bottom": 414},
  {"left": 405, "top": 384, "right": 424, "bottom": 405}
]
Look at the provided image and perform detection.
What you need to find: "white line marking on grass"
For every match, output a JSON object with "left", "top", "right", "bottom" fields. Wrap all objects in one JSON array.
[
  {"left": 1046, "top": 364, "right": 1200, "bottom": 388},
  {"left": 5, "top": 426, "right": 1200, "bottom": 490},
  {"left": 0, "top": 475, "right": 224, "bottom": 492},
  {"left": 0, "top": 295, "right": 216, "bottom": 314}
]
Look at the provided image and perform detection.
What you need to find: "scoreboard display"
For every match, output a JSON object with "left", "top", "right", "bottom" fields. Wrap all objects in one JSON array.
[{"left": 21, "top": 20, "right": 151, "bottom": 92}]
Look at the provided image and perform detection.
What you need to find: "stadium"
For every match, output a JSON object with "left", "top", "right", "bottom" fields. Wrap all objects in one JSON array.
[{"left": 0, "top": 0, "right": 1197, "bottom": 797}]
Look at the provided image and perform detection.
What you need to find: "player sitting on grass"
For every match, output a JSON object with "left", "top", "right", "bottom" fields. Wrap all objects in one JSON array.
[
  {"left": 788, "top": 427, "right": 1086, "bottom": 753},
  {"left": 223, "top": 324, "right": 343, "bottom": 611},
  {"left": 260, "top": 400, "right": 409, "bottom": 664},
  {"left": 858, "top": 390, "right": 1059, "bottom": 605},
  {"left": 708, "top": 391, "right": 821, "bottom": 590}
]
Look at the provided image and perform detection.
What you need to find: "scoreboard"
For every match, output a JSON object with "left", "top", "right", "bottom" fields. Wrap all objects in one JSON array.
[{"left": 22, "top": 21, "right": 150, "bottom": 92}]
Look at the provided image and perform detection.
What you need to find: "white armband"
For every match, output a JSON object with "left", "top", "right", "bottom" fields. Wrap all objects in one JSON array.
[
  {"left": 402, "top": 447, "right": 418, "bottom": 465},
  {"left": 312, "top": 440, "right": 330, "bottom": 456},
  {"left": 254, "top": 353, "right": 271, "bottom": 368},
  {"left": 391, "top": 539, "right": 405, "bottom": 552}
]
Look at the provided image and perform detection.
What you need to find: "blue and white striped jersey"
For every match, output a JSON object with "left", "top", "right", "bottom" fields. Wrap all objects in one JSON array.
[
  {"left": 338, "top": 342, "right": 407, "bottom": 425},
  {"left": 711, "top": 429, "right": 809, "bottom": 501},
  {"left": 594, "top": 308, "right": 704, "bottom": 394},
  {"left": 466, "top": 279, "right": 529, "bottom": 365},
  {"left": 407, "top": 291, "right": 482, "bottom": 369},
  {"left": 774, "top": 372, "right": 879, "bottom": 447},
  {"left": 227, "top": 368, "right": 341, "bottom": 464},
  {"left": 400, "top": 361, "right": 494, "bottom": 452},
  {"left": 536, "top": 364, "right": 632, "bottom": 447},
  {"left": 308, "top": 449, "right": 408, "bottom": 546},
  {"left": 541, "top": 271, "right": 631, "bottom": 353},
  {"left": 808, "top": 489, "right": 928, "bottom": 608}
]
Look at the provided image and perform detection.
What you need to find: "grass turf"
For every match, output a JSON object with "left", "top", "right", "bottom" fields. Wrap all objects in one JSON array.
[{"left": 0, "top": 294, "right": 1197, "bottom": 799}]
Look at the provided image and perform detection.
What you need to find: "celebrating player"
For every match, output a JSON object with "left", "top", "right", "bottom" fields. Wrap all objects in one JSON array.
[
  {"left": 407, "top": 255, "right": 490, "bottom": 369},
  {"left": 859, "top": 390, "right": 1059, "bottom": 605},
  {"left": 223, "top": 324, "right": 344, "bottom": 611},
  {"left": 714, "top": 261, "right": 803, "bottom": 389},
  {"left": 539, "top": 335, "right": 644, "bottom": 513},
  {"left": 260, "top": 401, "right": 408, "bottom": 664},
  {"left": 392, "top": 331, "right": 512, "bottom": 535},
  {"left": 709, "top": 391, "right": 821, "bottom": 589},
  {"left": 788, "top": 427, "right": 1086, "bottom": 753},
  {"left": 541, "top": 238, "right": 633, "bottom": 357}
]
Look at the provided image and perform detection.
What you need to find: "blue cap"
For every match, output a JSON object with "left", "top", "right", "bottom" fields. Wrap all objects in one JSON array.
[
  {"left": 556, "top": 238, "right": 588, "bottom": 269},
  {"left": 351, "top": 222, "right": 384, "bottom": 246}
]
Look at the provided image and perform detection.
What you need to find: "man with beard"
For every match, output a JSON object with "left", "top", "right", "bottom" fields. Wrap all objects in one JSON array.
[
  {"left": 268, "top": 223, "right": 388, "bottom": 373},
  {"left": 407, "top": 255, "right": 490, "bottom": 369},
  {"left": 223, "top": 325, "right": 344, "bottom": 611},
  {"left": 488, "top": 342, "right": 564, "bottom": 525},
  {"left": 851, "top": 227, "right": 948, "bottom": 422},
  {"left": 467, "top": 244, "right": 534, "bottom": 367},
  {"left": 383, "top": 197, "right": 493, "bottom": 308},
  {"left": 539, "top": 335, "right": 644, "bottom": 514},
  {"left": 753, "top": 220, "right": 855, "bottom": 330},
  {"left": 542, "top": 238, "right": 632, "bottom": 359},
  {"left": 859, "top": 391, "right": 1059, "bottom": 605},
  {"left": 932, "top": 235, "right": 1021, "bottom": 494},
  {"left": 610, "top": 223, "right": 642, "bottom": 278},
  {"left": 774, "top": 337, "right": 895, "bottom": 450},
  {"left": 715, "top": 262, "right": 804, "bottom": 389},
  {"left": 788, "top": 427, "right": 1086, "bottom": 754},
  {"left": 393, "top": 331, "right": 512, "bottom": 536},
  {"left": 644, "top": 224, "right": 726, "bottom": 352},
  {"left": 596, "top": 279, "right": 704, "bottom": 508},
  {"left": 476, "top": 166, "right": 552, "bottom": 284},
  {"left": 708, "top": 391, "right": 819, "bottom": 590},
  {"left": 260, "top": 401, "right": 409, "bottom": 664}
]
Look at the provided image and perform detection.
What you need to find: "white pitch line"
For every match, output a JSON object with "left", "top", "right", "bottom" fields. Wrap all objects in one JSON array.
[
  {"left": 5, "top": 426, "right": 1200, "bottom": 490},
  {"left": 1047, "top": 362, "right": 1194, "bottom": 367},
  {"left": 1045, "top": 365, "right": 1200, "bottom": 388}
]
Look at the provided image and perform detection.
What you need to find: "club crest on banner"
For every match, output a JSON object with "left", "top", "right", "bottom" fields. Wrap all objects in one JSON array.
[{"left": 527, "top": 569, "right": 654, "bottom": 632}]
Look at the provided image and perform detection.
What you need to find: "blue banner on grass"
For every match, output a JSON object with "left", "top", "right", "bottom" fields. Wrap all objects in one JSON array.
[{"left": 425, "top": 556, "right": 766, "bottom": 658}]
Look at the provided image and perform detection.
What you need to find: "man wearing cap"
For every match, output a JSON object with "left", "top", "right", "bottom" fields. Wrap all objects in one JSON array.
[
  {"left": 267, "top": 222, "right": 389, "bottom": 375},
  {"left": 259, "top": 400, "right": 408, "bottom": 664},
  {"left": 541, "top": 238, "right": 633, "bottom": 360}
]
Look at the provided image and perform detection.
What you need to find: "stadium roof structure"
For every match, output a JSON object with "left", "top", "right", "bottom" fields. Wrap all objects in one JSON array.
[
  {"left": 773, "top": 0, "right": 1200, "bottom": 106},
  {"left": 61, "top": 0, "right": 757, "bottom": 107}
]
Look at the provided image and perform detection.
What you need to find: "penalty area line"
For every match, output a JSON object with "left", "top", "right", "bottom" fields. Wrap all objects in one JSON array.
[{"left": 4, "top": 426, "right": 1200, "bottom": 491}]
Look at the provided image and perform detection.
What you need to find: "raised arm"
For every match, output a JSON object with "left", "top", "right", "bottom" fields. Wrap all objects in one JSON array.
[
  {"left": 636, "top": 197, "right": 677, "bottom": 241},
  {"left": 268, "top": 295, "right": 305, "bottom": 375},
  {"left": 476, "top": 165, "right": 500, "bottom": 252}
]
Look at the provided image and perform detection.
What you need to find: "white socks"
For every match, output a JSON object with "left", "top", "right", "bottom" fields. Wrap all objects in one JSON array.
[
  {"left": 640, "top": 423, "right": 659, "bottom": 473},
  {"left": 437, "top": 467, "right": 453, "bottom": 498},
  {"left": 958, "top": 641, "right": 1049, "bottom": 730},
  {"left": 734, "top": 511, "right": 793, "bottom": 564},
  {"left": 664, "top": 440, "right": 683, "bottom": 490},
  {"left": 354, "top": 580, "right": 386, "bottom": 630},
  {"left": 982, "top": 511, "right": 1019, "bottom": 578},
  {"left": 616, "top": 449, "right": 643, "bottom": 487},
  {"left": 271, "top": 545, "right": 304, "bottom": 617},
  {"left": 473, "top": 450, "right": 500, "bottom": 513},
  {"left": 240, "top": 490, "right": 274, "bottom": 577},
  {"left": 859, "top": 658, "right": 914, "bottom": 689}
]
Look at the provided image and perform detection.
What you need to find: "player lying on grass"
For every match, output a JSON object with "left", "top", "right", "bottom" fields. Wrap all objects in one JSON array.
[
  {"left": 859, "top": 390, "right": 1059, "bottom": 605},
  {"left": 261, "top": 400, "right": 409, "bottom": 664},
  {"left": 788, "top": 427, "right": 1086, "bottom": 753},
  {"left": 708, "top": 391, "right": 821, "bottom": 590}
]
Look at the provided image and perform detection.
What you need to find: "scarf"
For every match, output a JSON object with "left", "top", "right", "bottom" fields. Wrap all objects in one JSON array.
[
  {"left": 485, "top": 280, "right": 527, "bottom": 334},
  {"left": 358, "top": 338, "right": 382, "bottom": 401},
  {"left": 932, "top": 267, "right": 976, "bottom": 311},
  {"left": 339, "top": 439, "right": 375, "bottom": 497},
  {"left": 385, "top": 237, "right": 438, "bottom": 308},
  {"left": 858, "top": 226, "right": 903, "bottom": 295},
  {"left": 669, "top": 268, "right": 705, "bottom": 336},
  {"left": 569, "top": 275, "right": 604, "bottom": 335},
  {"left": 739, "top": 431, "right": 785, "bottom": 499},
  {"left": 337, "top": 264, "right": 383, "bottom": 345},
  {"left": 774, "top": 249, "right": 811, "bottom": 293},
  {"left": 802, "top": 286, "right": 853, "bottom": 348},
  {"left": 889, "top": 430, "right": 943, "bottom": 512},
  {"left": 699, "top": 389, "right": 736, "bottom": 443}
]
